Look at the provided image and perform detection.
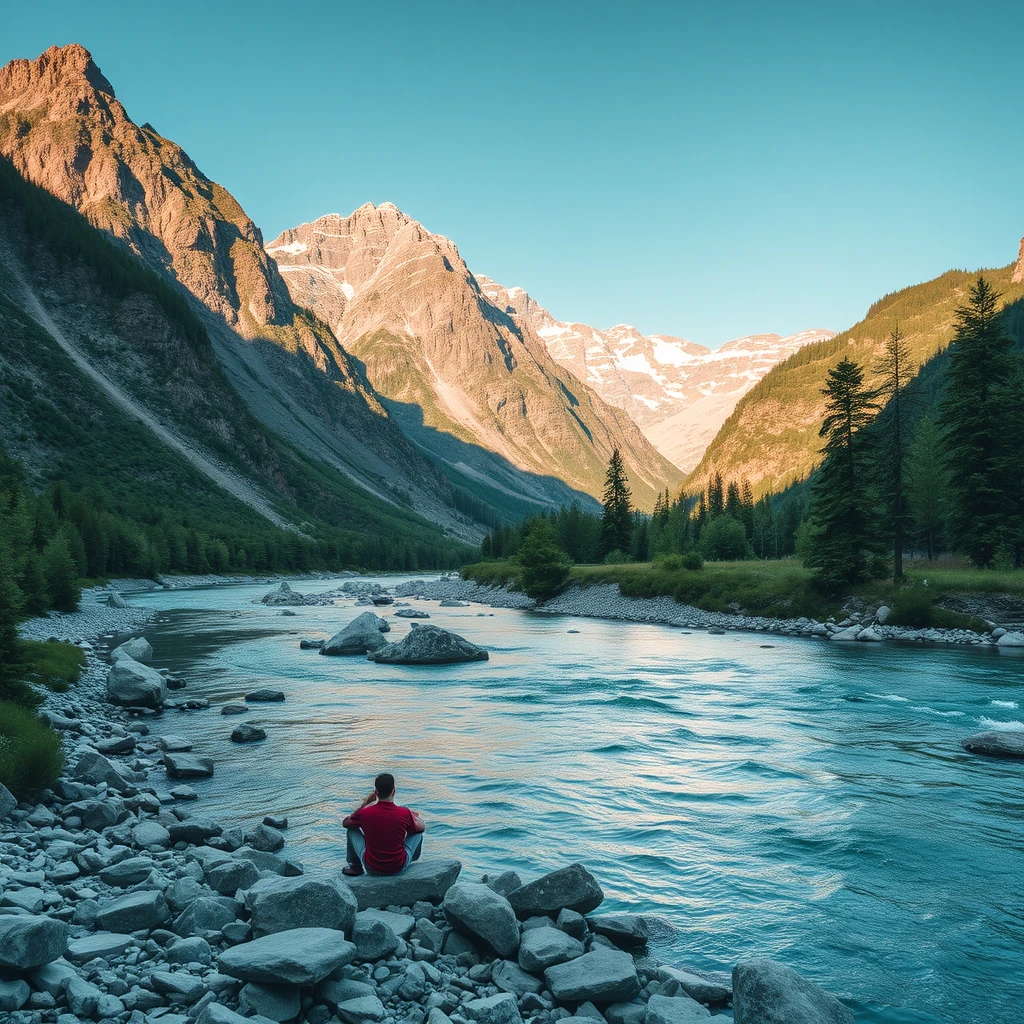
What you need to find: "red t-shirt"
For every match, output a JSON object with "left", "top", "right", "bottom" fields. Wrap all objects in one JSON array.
[{"left": 347, "top": 801, "right": 418, "bottom": 875}]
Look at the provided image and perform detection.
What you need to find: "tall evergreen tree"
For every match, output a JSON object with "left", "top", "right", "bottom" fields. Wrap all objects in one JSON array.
[
  {"left": 907, "top": 416, "right": 948, "bottom": 560},
  {"left": 804, "top": 358, "right": 879, "bottom": 586},
  {"left": 938, "top": 276, "right": 1016, "bottom": 566},
  {"left": 600, "top": 448, "right": 633, "bottom": 557},
  {"left": 874, "top": 322, "right": 915, "bottom": 581}
]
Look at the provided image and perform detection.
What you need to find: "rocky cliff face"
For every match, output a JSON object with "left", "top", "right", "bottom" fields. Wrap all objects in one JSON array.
[
  {"left": 477, "top": 276, "right": 833, "bottom": 472},
  {"left": 0, "top": 44, "right": 470, "bottom": 535},
  {"left": 267, "top": 206, "right": 683, "bottom": 510},
  {"left": 1013, "top": 238, "right": 1024, "bottom": 284}
]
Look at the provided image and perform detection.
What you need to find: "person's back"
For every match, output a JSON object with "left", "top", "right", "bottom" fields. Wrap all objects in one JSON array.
[{"left": 343, "top": 773, "right": 425, "bottom": 876}]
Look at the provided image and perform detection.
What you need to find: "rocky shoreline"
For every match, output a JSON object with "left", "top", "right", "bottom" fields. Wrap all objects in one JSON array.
[{"left": 2, "top": 588, "right": 863, "bottom": 1024}]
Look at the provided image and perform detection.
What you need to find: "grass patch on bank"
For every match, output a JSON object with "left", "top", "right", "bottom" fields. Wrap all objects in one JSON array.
[
  {"left": 0, "top": 701, "right": 64, "bottom": 797},
  {"left": 22, "top": 640, "right": 86, "bottom": 693}
]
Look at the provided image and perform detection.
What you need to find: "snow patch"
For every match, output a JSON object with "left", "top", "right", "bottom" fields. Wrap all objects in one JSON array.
[{"left": 267, "top": 240, "right": 307, "bottom": 256}]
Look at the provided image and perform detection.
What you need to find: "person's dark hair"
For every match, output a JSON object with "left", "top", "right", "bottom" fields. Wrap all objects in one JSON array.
[{"left": 374, "top": 773, "right": 395, "bottom": 799}]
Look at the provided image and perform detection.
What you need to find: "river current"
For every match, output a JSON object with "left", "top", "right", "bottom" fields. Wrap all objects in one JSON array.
[{"left": 124, "top": 575, "right": 1024, "bottom": 1024}]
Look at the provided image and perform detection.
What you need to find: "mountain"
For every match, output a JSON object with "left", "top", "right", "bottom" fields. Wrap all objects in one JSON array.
[
  {"left": 0, "top": 156, "right": 472, "bottom": 569},
  {"left": 1014, "top": 237, "right": 1024, "bottom": 283},
  {"left": 0, "top": 44, "right": 477, "bottom": 538},
  {"left": 477, "top": 276, "right": 833, "bottom": 473},
  {"left": 688, "top": 258, "right": 1024, "bottom": 498},
  {"left": 266, "top": 206, "right": 683, "bottom": 512}
]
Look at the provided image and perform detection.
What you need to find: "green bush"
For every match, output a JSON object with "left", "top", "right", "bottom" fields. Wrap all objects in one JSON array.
[
  {"left": 23, "top": 640, "right": 86, "bottom": 693},
  {"left": 515, "top": 520, "right": 572, "bottom": 600},
  {"left": 0, "top": 702, "right": 64, "bottom": 796},
  {"left": 699, "top": 516, "right": 750, "bottom": 561},
  {"left": 681, "top": 551, "right": 704, "bottom": 571},
  {"left": 603, "top": 549, "right": 629, "bottom": 565}
]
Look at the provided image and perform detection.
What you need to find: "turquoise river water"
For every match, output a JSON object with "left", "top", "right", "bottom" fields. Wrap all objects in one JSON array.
[{"left": 123, "top": 576, "right": 1024, "bottom": 1024}]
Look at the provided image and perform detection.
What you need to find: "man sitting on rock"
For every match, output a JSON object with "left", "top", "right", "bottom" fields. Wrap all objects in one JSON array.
[{"left": 342, "top": 772, "right": 426, "bottom": 876}]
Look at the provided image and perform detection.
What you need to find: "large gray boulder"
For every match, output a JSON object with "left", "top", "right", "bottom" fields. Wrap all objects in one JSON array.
[
  {"left": 342, "top": 859, "right": 462, "bottom": 910},
  {"left": 96, "top": 890, "right": 170, "bottom": 931},
  {"left": 443, "top": 882, "right": 519, "bottom": 957},
  {"left": 106, "top": 658, "right": 166, "bottom": 708},
  {"left": 0, "top": 782, "right": 15, "bottom": 819},
  {"left": 732, "top": 960, "right": 854, "bottom": 1024},
  {"left": 321, "top": 612, "right": 390, "bottom": 656},
  {"left": 962, "top": 731, "right": 1024, "bottom": 759},
  {"left": 0, "top": 916, "right": 68, "bottom": 970},
  {"left": 658, "top": 967, "right": 732, "bottom": 1006},
  {"left": 395, "top": 608, "right": 430, "bottom": 619},
  {"left": 164, "top": 753, "right": 215, "bottom": 779},
  {"left": 261, "top": 582, "right": 307, "bottom": 606},
  {"left": 544, "top": 947, "right": 640, "bottom": 1004},
  {"left": 72, "top": 751, "right": 134, "bottom": 791},
  {"left": 367, "top": 624, "right": 488, "bottom": 665},
  {"left": 112, "top": 636, "right": 153, "bottom": 663},
  {"left": 645, "top": 995, "right": 709, "bottom": 1024},
  {"left": 585, "top": 914, "right": 651, "bottom": 949},
  {"left": 996, "top": 631, "right": 1024, "bottom": 647},
  {"left": 244, "top": 874, "right": 358, "bottom": 937},
  {"left": 464, "top": 992, "right": 522, "bottom": 1024},
  {"left": 517, "top": 926, "right": 584, "bottom": 973},
  {"left": 217, "top": 927, "right": 355, "bottom": 984},
  {"left": 507, "top": 863, "right": 604, "bottom": 918}
]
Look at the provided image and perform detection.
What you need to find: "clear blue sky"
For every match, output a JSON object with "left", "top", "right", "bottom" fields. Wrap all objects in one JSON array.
[{"left": 4, "top": 0, "right": 1023, "bottom": 346}]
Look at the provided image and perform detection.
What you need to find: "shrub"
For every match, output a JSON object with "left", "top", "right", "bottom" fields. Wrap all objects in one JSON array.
[
  {"left": 23, "top": 640, "right": 86, "bottom": 693},
  {"left": 603, "top": 549, "right": 629, "bottom": 565},
  {"left": 514, "top": 520, "right": 572, "bottom": 600},
  {"left": 0, "top": 702, "right": 64, "bottom": 796},
  {"left": 699, "top": 516, "right": 749, "bottom": 561},
  {"left": 681, "top": 550, "right": 704, "bottom": 570}
]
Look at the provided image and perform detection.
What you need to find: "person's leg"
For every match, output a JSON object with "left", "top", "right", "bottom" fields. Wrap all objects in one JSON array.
[
  {"left": 402, "top": 831, "right": 423, "bottom": 871},
  {"left": 345, "top": 829, "right": 367, "bottom": 874}
]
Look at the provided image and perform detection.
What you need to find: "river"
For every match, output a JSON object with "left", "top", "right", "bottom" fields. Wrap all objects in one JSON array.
[{"left": 124, "top": 575, "right": 1024, "bottom": 1024}]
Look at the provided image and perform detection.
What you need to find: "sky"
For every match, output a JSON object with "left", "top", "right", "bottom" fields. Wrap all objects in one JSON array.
[{"left": 4, "top": 0, "right": 1024, "bottom": 346}]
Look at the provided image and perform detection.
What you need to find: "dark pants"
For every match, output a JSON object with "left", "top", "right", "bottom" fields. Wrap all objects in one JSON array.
[{"left": 346, "top": 828, "right": 423, "bottom": 874}]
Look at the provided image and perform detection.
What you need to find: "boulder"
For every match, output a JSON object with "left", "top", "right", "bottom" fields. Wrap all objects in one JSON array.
[
  {"left": 96, "top": 890, "right": 170, "bottom": 931},
  {"left": 173, "top": 896, "right": 238, "bottom": 939},
  {"left": 106, "top": 591, "right": 128, "bottom": 609},
  {"left": 167, "top": 936, "right": 213, "bottom": 966},
  {"left": 517, "top": 926, "right": 584, "bottom": 973},
  {"left": 829, "top": 625, "right": 862, "bottom": 642},
  {"left": 261, "top": 581, "right": 307, "bottom": 606},
  {"left": 206, "top": 858, "right": 262, "bottom": 896},
  {"left": 507, "top": 863, "right": 604, "bottom": 918},
  {"left": 0, "top": 782, "right": 15, "bottom": 819},
  {"left": 0, "top": 916, "right": 68, "bottom": 970},
  {"left": 544, "top": 948, "right": 640, "bottom": 1004},
  {"left": 159, "top": 734, "right": 194, "bottom": 752},
  {"left": 198, "top": 1004, "right": 257, "bottom": 1024},
  {"left": 485, "top": 870, "right": 523, "bottom": 897},
  {"left": 134, "top": 820, "right": 172, "bottom": 848},
  {"left": 856, "top": 627, "right": 882, "bottom": 642},
  {"left": 442, "top": 882, "right": 520, "bottom": 957},
  {"left": 165, "top": 752, "right": 215, "bottom": 779},
  {"left": 168, "top": 817, "right": 223, "bottom": 843},
  {"left": 95, "top": 735, "right": 136, "bottom": 755},
  {"left": 232, "top": 724, "right": 267, "bottom": 743},
  {"left": 585, "top": 914, "right": 650, "bottom": 949},
  {"left": 996, "top": 631, "right": 1024, "bottom": 647},
  {"left": 0, "top": 977, "right": 30, "bottom": 1012},
  {"left": 464, "top": 992, "right": 522, "bottom": 1024},
  {"left": 645, "top": 995, "right": 709, "bottom": 1024},
  {"left": 875, "top": 605, "right": 891, "bottom": 624},
  {"left": 99, "top": 856, "right": 154, "bottom": 886},
  {"left": 112, "top": 636, "right": 153, "bottom": 663},
  {"left": 961, "top": 731, "right": 1024, "bottom": 760},
  {"left": 72, "top": 750, "right": 134, "bottom": 791},
  {"left": 351, "top": 917, "right": 400, "bottom": 962},
  {"left": 221, "top": 703, "right": 249, "bottom": 715},
  {"left": 239, "top": 980, "right": 301, "bottom": 1021},
  {"left": 66, "top": 932, "right": 133, "bottom": 962},
  {"left": 246, "top": 822, "right": 286, "bottom": 852},
  {"left": 337, "top": 995, "right": 387, "bottom": 1024},
  {"left": 217, "top": 927, "right": 356, "bottom": 984},
  {"left": 300, "top": 639, "right": 325, "bottom": 649},
  {"left": 246, "top": 689, "right": 286, "bottom": 702},
  {"left": 366, "top": 624, "right": 488, "bottom": 665},
  {"left": 659, "top": 967, "right": 732, "bottom": 1006},
  {"left": 245, "top": 874, "right": 358, "bottom": 937},
  {"left": 493, "top": 959, "right": 544, "bottom": 996},
  {"left": 343, "top": 858, "right": 462, "bottom": 909},
  {"left": 107, "top": 659, "right": 167, "bottom": 708},
  {"left": 395, "top": 609, "right": 430, "bottom": 619},
  {"left": 732, "top": 959, "right": 854, "bottom": 1024},
  {"left": 320, "top": 612, "right": 391, "bottom": 656}
]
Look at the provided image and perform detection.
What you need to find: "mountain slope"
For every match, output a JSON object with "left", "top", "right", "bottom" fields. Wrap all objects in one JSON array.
[
  {"left": 477, "top": 276, "right": 832, "bottom": 472},
  {"left": 689, "top": 259, "right": 1024, "bottom": 497},
  {"left": 0, "top": 157, "right": 473, "bottom": 568},
  {"left": 266, "top": 205, "right": 683, "bottom": 511},
  {"left": 0, "top": 43, "right": 477, "bottom": 537}
]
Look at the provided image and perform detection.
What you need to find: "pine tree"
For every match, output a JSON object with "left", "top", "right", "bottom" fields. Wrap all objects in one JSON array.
[
  {"left": 0, "top": 531, "right": 27, "bottom": 702},
  {"left": 874, "top": 322, "right": 915, "bottom": 581},
  {"left": 42, "top": 532, "right": 80, "bottom": 613},
  {"left": 740, "top": 480, "right": 755, "bottom": 540},
  {"left": 600, "top": 448, "right": 633, "bottom": 558},
  {"left": 907, "top": 416, "right": 948, "bottom": 560},
  {"left": 938, "top": 276, "right": 1016, "bottom": 567},
  {"left": 515, "top": 518, "right": 572, "bottom": 600},
  {"left": 804, "top": 358, "right": 879, "bottom": 587},
  {"left": 707, "top": 473, "right": 724, "bottom": 518}
]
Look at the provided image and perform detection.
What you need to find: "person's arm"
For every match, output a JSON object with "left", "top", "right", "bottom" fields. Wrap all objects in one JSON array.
[
  {"left": 343, "top": 790, "right": 377, "bottom": 829},
  {"left": 409, "top": 809, "right": 426, "bottom": 834}
]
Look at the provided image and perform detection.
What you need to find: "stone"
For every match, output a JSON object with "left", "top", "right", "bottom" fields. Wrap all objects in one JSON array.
[
  {"left": 232, "top": 724, "right": 267, "bottom": 743},
  {"left": 262, "top": 582, "right": 307, "bottom": 606},
  {"left": 507, "top": 864, "right": 604, "bottom": 918},
  {"left": 0, "top": 978, "right": 30, "bottom": 1012},
  {"left": 321, "top": 612, "right": 391, "bottom": 656},
  {"left": 337, "top": 995, "right": 387, "bottom": 1024},
  {"left": 173, "top": 896, "right": 238, "bottom": 938},
  {"left": 96, "top": 889, "right": 170, "bottom": 931},
  {"left": 319, "top": 977, "right": 376, "bottom": 1009},
  {"left": 150, "top": 969, "right": 207, "bottom": 1004},
  {"left": 72, "top": 750, "right": 133, "bottom": 791},
  {"left": 165, "top": 752, "right": 215, "bottom": 779},
  {"left": 29, "top": 959, "right": 78, "bottom": 997},
  {"left": 829, "top": 625, "right": 862, "bottom": 642},
  {"left": 644, "top": 995, "right": 709, "bottom": 1024},
  {"left": 351, "top": 917, "right": 400, "bottom": 962},
  {"left": 856, "top": 627, "right": 882, "bottom": 642},
  {"left": 113, "top": 636, "right": 154, "bottom": 663},
  {"left": 206, "top": 857, "right": 262, "bottom": 895},
  {"left": 264, "top": 814, "right": 289, "bottom": 829},
  {"left": 96, "top": 735, "right": 136, "bottom": 755},
  {"left": 412, "top": 916, "right": 444, "bottom": 951},
  {"left": 605, "top": 1002, "right": 646, "bottom": 1024},
  {"left": 171, "top": 784, "right": 199, "bottom": 799},
  {"left": 544, "top": 948, "right": 640, "bottom": 1005},
  {"left": 159, "top": 734, "right": 194, "bottom": 752},
  {"left": 0, "top": 782, "right": 15, "bottom": 819},
  {"left": 585, "top": 914, "right": 650, "bottom": 949},
  {"left": 443, "top": 882, "right": 519, "bottom": 957},
  {"left": 198, "top": 1004, "right": 255, "bottom": 1024},
  {"left": 246, "top": 822, "right": 286, "bottom": 852},
  {"left": 360, "top": 908, "right": 415, "bottom": 938},
  {"left": 217, "top": 927, "right": 356, "bottom": 984},
  {"left": 367, "top": 624, "right": 488, "bottom": 664},
  {"left": 658, "top": 967, "right": 732, "bottom": 1006},
  {"left": 99, "top": 856, "right": 154, "bottom": 886},
  {"left": 167, "top": 936, "right": 213, "bottom": 965},
  {"left": 395, "top": 609, "right": 430, "bottom": 618},
  {"left": 168, "top": 817, "right": 223, "bottom": 843},
  {"left": 300, "top": 639, "right": 325, "bottom": 649},
  {"left": 464, "top": 992, "right": 522, "bottom": 1024},
  {"left": 492, "top": 960, "right": 543, "bottom": 997},
  {"left": 485, "top": 870, "right": 523, "bottom": 897},
  {"left": 996, "top": 631, "right": 1024, "bottom": 647},
  {"left": 221, "top": 704, "right": 249, "bottom": 715},
  {"left": 107, "top": 658, "right": 167, "bottom": 707},
  {"left": 3, "top": 886, "right": 45, "bottom": 911},
  {"left": 875, "top": 605, "right": 891, "bottom": 624},
  {"left": 245, "top": 873, "right": 358, "bottom": 937},
  {"left": 106, "top": 591, "right": 128, "bottom": 608},
  {"left": 240, "top": 981, "right": 301, "bottom": 1021},
  {"left": 65, "top": 975, "right": 104, "bottom": 1017},
  {"left": 732, "top": 959, "right": 854, "bottom": 1024},
  {"left": 343, "top": 858, "right": 462, "bottom": 909},
  {"left": 961, "top": 731, "right": 1024, "bottom": 760},
  {"left": 66, "top": 931, "right": 134, "bottom": 962},
  {"left": 556, "top": 908, "right": 587, "bottom": 940},
  {"left": 517, "top": 926, "right": 584, "bottom": 973},
  {"left": 0, "top": 915, "right": 68, "bottom": 969},
  {"left": 246, "top": 689, "right": 286, "bottom": 702},
  {"left": 134, "top": 820, "right": 172, "bottom": 848}
]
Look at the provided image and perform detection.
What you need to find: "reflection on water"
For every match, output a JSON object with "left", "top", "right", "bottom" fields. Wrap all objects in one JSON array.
[{"left": 128, "top": 576, "right": 1024, "bottom": 1024}]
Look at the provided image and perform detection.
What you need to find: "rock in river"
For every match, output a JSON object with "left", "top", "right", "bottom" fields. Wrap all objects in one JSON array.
[
  {"left": 112, "top": 636, "right": 153, "bottom": 663},
  {"left": 246, "top": 689, "right": 285, "bottom": 702},
  {"left": 395, "top": 608, "right": 430, "bottom": 619},
  {"left": 508, "top": 863, "right": 604, "bottom": 918},
  {"left": 544, "top": 947, "right": 639, "bottom": 1004},
  {"left": 164, "top": 752, "right": 215, "bottom": 779},
  {"left": 366, "top": 624, "right": 488, "bottom": 665},
  {"left": 217, "top": 927, "right": 355, "bottom": 984},
  {"left": 732, "top": 959, "right": 854, "bottom": 1024},
  {"left": 321, "top": 612, "right": 391, "bottom": 656},
  {"left": 343, "top": 859, "right": 462, "bottom": 910},
  {"left": 961, "top": 731, "right": 1024, "bottom": 760},
  {"left": 443, "top": 882, "right": 520, "bottom": 957},
  {"left": 106, "top": 659, "right": 167, "bottom": 708},
  {"left": 261, "top": 581, "right": 308, "bottom": 606},
  {"left": 232, "top": 724, "right": 267, "bottom": 743}
]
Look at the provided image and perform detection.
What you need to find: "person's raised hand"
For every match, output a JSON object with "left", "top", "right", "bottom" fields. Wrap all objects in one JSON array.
[{"left": 364, "top": 790, "right": 377, "bottom": 806}]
